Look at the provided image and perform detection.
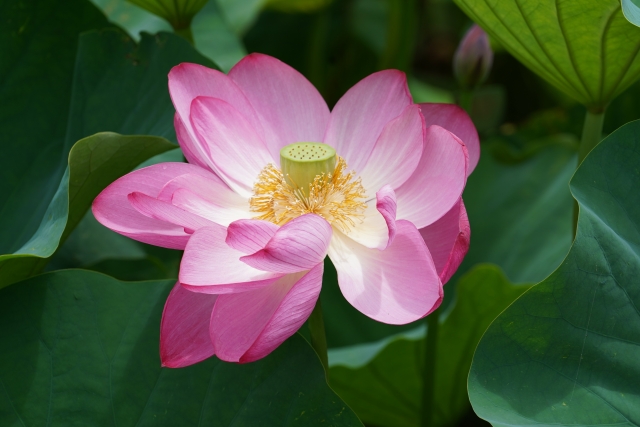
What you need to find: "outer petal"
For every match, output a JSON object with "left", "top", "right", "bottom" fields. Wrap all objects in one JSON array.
[
  {"left": 226, "top": 219, "right": 279, "bottom": 254},
  {"left": 157, "top": 173, "right": 251, "bottom": 227},
  {"left": 323, "top": 70, "right": 413, "bottom": 173},
  {"left": 359, "top": 104, "right": 424, "bottom": 193},
  {"left": 210, "top": 263, "right": 323, "bottom": 363},
  {"left": 190, "top": 96, "right": 274, "bottom": 196},
  {"left": 92, "top": 162, "right": 214, "bottom": 249},
  {"left": 328, "top": 220, "right": 442, "bottom": 325},
  {"left": 419, "top": 103, "right": 479, "bottom": 174},
  {"left": 395, "top": 125, "right": 468, "bottom": 229},
  {"left": 180, "top": 225, "right": 284, "bottom": 294},
  {"left": 174, "top": 113, "right": 207, "bottom": 169},
  {"left": 420, "top": 198, "right": 470, "bottom": 284},
  {"left": 228, "top": 53, "right": 330, "bottom": 161},
  {"left": 240, "top": 214, "right": 332, "bottom": 274},
  {"left": 168, "top": 62, "right": 264, "bottom": 145},
  {"left": 160, "top": 282, "right": 217, "bottom": 368},
  {"left": 128, "top": 192, "right": 216, "bottom": 234}
]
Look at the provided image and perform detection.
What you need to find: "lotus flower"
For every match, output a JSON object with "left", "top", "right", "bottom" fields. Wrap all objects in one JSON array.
[{"left": 92, "top": 54, "right": 478, "bottom": 366}]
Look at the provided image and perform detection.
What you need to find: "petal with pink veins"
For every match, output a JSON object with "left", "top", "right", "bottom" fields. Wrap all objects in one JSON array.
[
  {"left": 128, "top": 192, "right": 216, "bottom": 234},
  {"left": 160, "top": 282, "right": 217, "bottom": 368},
  {"left": 395, "top": 125, "right": 468, "bottom": 229},
  {"left": 190, "top": 96, "right": 275, "bottom": 197},
  {"left": 210, "top": 263, "right": 323, "bottom": 363},
  {"left": 419, "top": 103, "right": 479, "bottom": 174},
  {"left": 240, "top": 214, "right": 332, "bottom": 274},
  {"left": 226, "top": 219, "right": 279, "bottom": 254},
  {"left": 174, "top": 113, "right": 208, "bottom": 169},
  {"left": 324, "top": 70, "right": 413, "bottom": 173},
  {"left": 228, "top": 53, "right": 330, "bottom": 161},
  {"left": 168, "top": 62, "right": 264, "bottom": 144},
  {"left": 359, "top": 104, "right": 424, "bottom": 192},
  {"left": 180, "top": 225, "right": 284, "bottom": 294},
  {"left": 420, "top": 198, "right": 470, "bottom": 284},
  {"left": 157, "top": 173, "right": 251, "bottom": 227},
  {"left": 92, "top": 162, "right": 214, "bottom": 249},
  {"left": 328, "top": 220, "right": 442, "bottom": 325}
]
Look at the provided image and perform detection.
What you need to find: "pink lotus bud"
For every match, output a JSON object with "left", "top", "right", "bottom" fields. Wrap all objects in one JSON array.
[{"left": 453, "top": 24, "right": 494, "bottom": 89}]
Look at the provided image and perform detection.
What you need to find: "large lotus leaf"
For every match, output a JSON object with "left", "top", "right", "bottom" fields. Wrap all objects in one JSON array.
[
  {"left": 329, "top": 265, "right": 530, "bottom": 427},
  {"left": 459, "top": 137, "right": 576, "bottom": 284},
  {"left": 322, "top": 138, "right": 575, "bottom": 349},
  {"left": 453, "top": 0, "right": 640, "bottom": 110},
  {"left": 0, "top": 0, "right": 107, "bottom": 260},
  {"left": 468, "top": 120, "right": 640, "bottom": 426},
  {"left": 623, "top": 0, "right": 640, "bottom": 27},
  {"left": 0, "top": 28, "right": 213, "bottom": 287},
  {"left": 0, "top": 269, "right": 363, "bottom": 426}
]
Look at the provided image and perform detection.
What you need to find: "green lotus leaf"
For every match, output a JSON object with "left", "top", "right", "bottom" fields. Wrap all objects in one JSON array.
[
  {"left": 468, "top": 119, "right": 640, "bottom": 426},
  {"left": 453, "top": 0, "right": 640, "bottom": 110}
]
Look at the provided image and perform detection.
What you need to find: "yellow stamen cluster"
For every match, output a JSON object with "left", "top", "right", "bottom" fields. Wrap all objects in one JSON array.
[{"left": 249, "top": 156, "right": 367, "bottom": 232}]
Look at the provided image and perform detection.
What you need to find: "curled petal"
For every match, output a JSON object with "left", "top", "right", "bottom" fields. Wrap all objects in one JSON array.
[
  {"left": 343, "top": 187, "right": 397, "bottom": 250},
  {"left": 395, "top": 125, "right": 468, "bottom": 229},
  {"left": 92, "top": 162, "right": 214, "bottom": 249},
  {"left": 420, "top": 198, "right": 470, "bottom": 284},
  {"left": 226, "top": 219, "right": 279, "bottom": 254},
  {"left": 419, "top": 103, "right": 479, "bottom": 174},
  {"left": 328, "top": 220, "right": 443, "bottom": 325},
  {"left": 128, "top": 192, "right": 215, "bottom": 234},
  {"left": 324, "top": 70, "right": 413, "bottom": 173},
  {"left": 160, "top": 282, "right": 217, "bottom": 368},
  {"left": 180, "top": 225, "right": 284, "bottom": 294},
  {"left": 228, "top": 53, "right": 330, "bottom": 161},
  {"left": 210, "top": 263, "right": 324, "bottom": 363},
  {"left": 240, "top": 214, "right": 332, "bottom": 274},
  {"left": 157, "top": 173, "right": 251, "bottom": 227}
]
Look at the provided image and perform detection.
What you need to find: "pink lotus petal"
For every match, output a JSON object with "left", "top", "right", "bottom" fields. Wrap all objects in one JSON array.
[
  {"left": 240, "top": 214, "right": 332, "bottom": 274},
  {"left": 128, "top": 192, "right": 215, "bottom": 234},
  {"left": 157, "top": 173, "right": 251, "bottom": 227},
  {"left": 226, "top": 219, "right": 279, "bottom": 254},
  {"left": 419, "top": 103, "right": 479, "bottom": 174},
  {"left": 92, "top": 162, "right": 213, "bottom": 249},
  {"left": 324, "top": 70, "right": 413, "bottom": 173},
  {"left": 420, "top": 198, "right": 470, "bottom": 284},
  {"left": 359, "top": 104, "right": 424, "bottom": 192},
  {"left": 180, "top": 225, "right": 284, "bottom": 294},
  {"left": 168, "top": 62, "right": 264, "bottom": 146},
  {"left": 376, "top": 185, "right": 397, "bottom": 249},
  {"left": 160, "top": 282, "right": 217, "bottom": 368},
  {"left": 395, "top": 125, "right": 468, "bottom": 229},
  {"left": 174, "top": 113, "right": 208, "bottom": 169},
  {"left": 228, "top": 53, "right": 330, "bottom": 161},
  {"left": 210, "top": 263, "right": 323, "bottom": 363},
  {"left": 190, "top": 96, "right": 275, "bottom": 197},
  {"left": 328, "top": 220, "right": 442, "bottom": 325}
]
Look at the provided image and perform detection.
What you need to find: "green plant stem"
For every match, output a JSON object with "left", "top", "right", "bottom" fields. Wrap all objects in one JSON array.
[
  {"left": 174, "top": 26, "right": 194, "bottom": 44},
  {"left": 458, "top": 89, "right": 474, "bottom": 115},
  {"left": 573, "top": 109, "right": 605, "bottom": 236},
  {"left": 308, "top": 299, "right": 329, "bottom": 374},
  {"left": 421, "top": 308, "right": 440, "bottom": 427}
]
